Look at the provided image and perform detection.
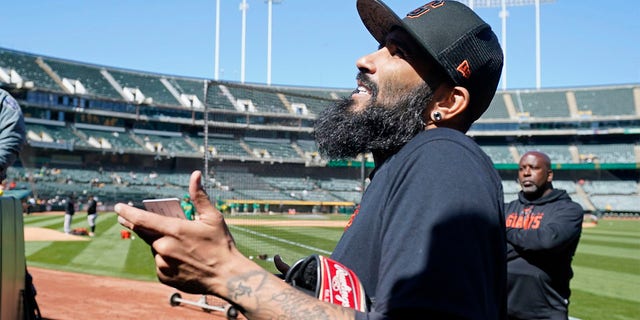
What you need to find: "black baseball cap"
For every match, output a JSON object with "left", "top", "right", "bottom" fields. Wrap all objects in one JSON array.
[{"left": 357, "top": 0, "right": 504, "bottom": 122}]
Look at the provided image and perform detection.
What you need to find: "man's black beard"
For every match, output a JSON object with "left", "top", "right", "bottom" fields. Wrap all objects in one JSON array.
[{"left": 313, "top": 82, "right": 433, "bottom": 160}]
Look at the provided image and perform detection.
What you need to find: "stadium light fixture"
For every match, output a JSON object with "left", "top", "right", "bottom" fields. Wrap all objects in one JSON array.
[{"left": 458, "top": 0, "right": 555, "bottom": 90}]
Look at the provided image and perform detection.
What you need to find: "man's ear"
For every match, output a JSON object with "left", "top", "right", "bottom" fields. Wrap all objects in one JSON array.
[
  {"left": 547, "top": 169, "right": 554, "bottom": 183},
  {"left": 429, "top": 85, "right": 470, "bottom": 123}
]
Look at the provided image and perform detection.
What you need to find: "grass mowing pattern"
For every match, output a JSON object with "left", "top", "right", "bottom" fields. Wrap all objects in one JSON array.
[
  {"left": 23, "top": 213, "right": 639, "bottom": 318},
  {"left": 231, "top": 225, "right": 344, "bottom": 273},
  {"left": 24, "top": 213, "right": 157, "bottom": 281},
  {"left": 570, "top": 220, "right": 640, "bottom": 320},
  {"left": 23, "top": 213, "right": 346, "bottom": 279}
]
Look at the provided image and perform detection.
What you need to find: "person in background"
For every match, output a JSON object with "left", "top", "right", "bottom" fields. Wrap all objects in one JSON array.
[
  {"left": 505, "top": 151, "right": 583, "bottom": 320},
  {"left": 63, "top": 194, "right": 76, "bottom": 234},
  {"left": 116, "top": 0, "right": 506, "bottom": 318},
  {"left": 180, "top": 193, "right": 195, "bottom": 220},
  {"left": 86, "top": 195, "right": 98, "bottom": 236},
  {"left": 0, "top": 88, "right": 26, "bottom": 184}
]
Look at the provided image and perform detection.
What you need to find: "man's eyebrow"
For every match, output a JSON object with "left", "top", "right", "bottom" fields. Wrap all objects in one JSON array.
[
  {"left": 378, "top": 34, "right": 401, "bottom": 49},
  {"left": 378, "top": 38, "right": 394, "bottom": 50}
]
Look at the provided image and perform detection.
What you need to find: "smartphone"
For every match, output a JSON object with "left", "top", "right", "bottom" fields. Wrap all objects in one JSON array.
[{"left": 142, "top": 198, "right": 186, "bottom": 220}]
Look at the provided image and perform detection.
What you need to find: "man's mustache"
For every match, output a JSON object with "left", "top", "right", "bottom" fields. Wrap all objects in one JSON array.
[{"left": 356, "top": 72, "right": 378, "bottom": 98}]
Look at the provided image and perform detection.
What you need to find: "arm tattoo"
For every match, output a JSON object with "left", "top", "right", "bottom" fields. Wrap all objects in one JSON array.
[
  {"left": 227, "top": 270, "right": 354, "bottom": 319},
  {"left": 227, "top": 270, "right": 268, "bottom": 301},
  {"left": 270, "top": 287, "right": 335, "bottom": 319}
]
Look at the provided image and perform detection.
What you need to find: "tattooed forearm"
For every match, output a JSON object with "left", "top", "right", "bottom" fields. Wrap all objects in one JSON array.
[
  {"left": 227, "top": 270, "right": 269, "bottom": 301},
  {"left": 270, "top": 287, "right": 342, "bottom": 319},
  {"left": 226, "top": 270, "right": 355, "bottom": 319}
]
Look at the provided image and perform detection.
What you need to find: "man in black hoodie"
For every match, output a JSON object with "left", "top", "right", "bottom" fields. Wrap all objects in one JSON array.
[{"left": 505, "top": 151, "right": 583, "bottom": 320}]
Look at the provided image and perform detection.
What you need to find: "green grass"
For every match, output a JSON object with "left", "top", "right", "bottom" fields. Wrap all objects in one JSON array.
[
  {"left": 25, "top": 213, "right": 157, "bottom": 280},
  {"left": 23, "top": 214, "right": 640, "bottom": 318},
  {"left": 570, "top": 220, "right": 640, "bottom": 319},
  {"left": 23, "top": 212, "right": 347, "bottom": 279}
]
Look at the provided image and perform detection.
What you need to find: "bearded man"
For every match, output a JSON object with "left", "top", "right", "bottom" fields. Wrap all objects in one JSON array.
[{"left": 116, "top": 1, "right": 507, "bottom": 319}]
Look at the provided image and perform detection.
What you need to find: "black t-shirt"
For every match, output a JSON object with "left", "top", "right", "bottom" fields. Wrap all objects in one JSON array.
[
  {"left": 87, "top": 199, "right": 97, "bottom": 215},
  {"left": 331, "top": 128, "right": 506, "bottom": 319},
  {"left": 65, "top": 199, "right": 75, "bottom": 215}
]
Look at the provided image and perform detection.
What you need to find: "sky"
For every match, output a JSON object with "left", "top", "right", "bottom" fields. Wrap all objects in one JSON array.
[{"left": 1, "top": 0, "right": 638, "bottom": 91}]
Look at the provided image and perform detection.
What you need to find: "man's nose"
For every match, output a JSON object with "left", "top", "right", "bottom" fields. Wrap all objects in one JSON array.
[{"left": 356, "top": 48, "right": 385, "bottom": 75}]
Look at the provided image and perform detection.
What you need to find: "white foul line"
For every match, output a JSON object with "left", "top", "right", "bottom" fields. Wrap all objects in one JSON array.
[{"left": 230, "top": 225, "right": 333, "bottom": 256}]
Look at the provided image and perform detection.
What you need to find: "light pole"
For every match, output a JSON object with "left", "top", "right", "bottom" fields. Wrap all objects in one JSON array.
[
  {"left": 266, "top": 0, "right": 282, "bottom": 86},
  {"left": 500, "top": 0, "right": 508, "bottom": 90},
  {"left": 459, "top": 0, "right": 555, "bottom": 90},
  {"left": 214, "top": 0, "right": 221, "bottom": 80},
  {"left": 239, "top": 0, "right": 249, "bottom": 83},
  {"left": 535, "top": 0, "right": 541, "bottom": 89}
]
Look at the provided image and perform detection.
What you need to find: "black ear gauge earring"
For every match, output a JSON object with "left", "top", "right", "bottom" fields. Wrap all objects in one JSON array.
[{"left": 432, "top": 112, "right": 442, "bottom": 122}]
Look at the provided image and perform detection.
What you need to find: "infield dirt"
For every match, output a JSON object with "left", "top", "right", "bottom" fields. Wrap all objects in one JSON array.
[{"left": 29, "top": 267, "right": 240, "bottom": 320}]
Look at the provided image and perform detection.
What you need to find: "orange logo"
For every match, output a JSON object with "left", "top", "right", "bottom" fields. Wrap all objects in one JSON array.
[
  {"left": 344, "top": 205, "right": 360, "bottom": 231},
  {"left": 456, "top": 60, "right": 471, "bottom": 78},
  {"left": 506, "top": 212, "right": 545, "bottom": 229},
  {"left": 406, "top": 1, "right": 445, "bottom": 19}
]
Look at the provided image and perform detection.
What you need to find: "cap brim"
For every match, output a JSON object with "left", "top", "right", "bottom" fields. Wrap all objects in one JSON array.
[{"left": 357, "top": 0, "right": 403, "bottom": 45}]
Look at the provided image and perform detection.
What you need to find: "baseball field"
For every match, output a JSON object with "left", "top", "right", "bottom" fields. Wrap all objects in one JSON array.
[{"left": 23, "top": 212, "right": 639, "bottom": 319}]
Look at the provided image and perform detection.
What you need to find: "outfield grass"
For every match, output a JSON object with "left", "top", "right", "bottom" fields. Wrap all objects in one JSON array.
[
  {"left": 23, "top": 213, "right": 639, "bottom": 319},
  {"left": 570, "top": 220, "right": 640, "bottom": 320},
  {"left": 23, "top": 212, "right": 348, "bottom": 279}
]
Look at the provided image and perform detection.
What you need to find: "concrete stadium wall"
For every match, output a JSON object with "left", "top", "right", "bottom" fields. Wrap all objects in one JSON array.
[{"left": 0, "top": 196, "right": 25, "bottom": 320}]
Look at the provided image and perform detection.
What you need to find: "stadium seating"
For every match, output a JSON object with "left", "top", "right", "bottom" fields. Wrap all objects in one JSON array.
[
  {"left": 235, "top": 189, "right": 293, "bottom": 201},
  {"left": 74, "top": 124, "right": 140, "bottom": 152},
  {"left": 166, "top": 77, "right": 207, "bottom": 107},
  {"left": 43, "top": 59, "right": 121, "bottom": 99},
  {"left": 1, "top": 46, "right": 637, "bottom": 215},
  {"left": 263, "top": 177, "right": 317, "bottom": 190},
  {"left": 108, "top": 69, "right": 179, "bottom": 106},
  {"left": 25, "top": 120, "right": 77, "bottom": 150},
  {"left": 577, "top": 143, "right": 636, "bottom": 163},
  {"left": 205, "top": 84, "right": 238, "bottom": 110},
  {"left": 133, "top": 130, "right": 196, "bottom": 156},
  {"left": 243, "top": 138, "right": 302, "bottom": 161},
  {"left": 591, "top": 195, "right": 640, "bottom": 212},
  {"left": 318, "top": 178, "right": 362, "bottom": 192},
  {"left": 0, "top": 48, "right": 59, "bottom": 90},
  {"left": 574, "top": 87, "right": 636, "bottom": 116},
  {"left": 515, "top": 144, "right": 574, "bottom": 164},
  {"left": 331, "top": 191, "right": 364, "bottom": 203},
  {"left": 278, "top": 87, "right": 350, "bottom": 115},
  {"left": 481, "top": 145, "right": 515, "bottom": 164},
  {"left": 225, "top": 84, "right": 289, "bottom": 113},
  {"left": 482, "top": 92, "right": 511, "bottom": 119},
  {"left": 582, "top": 181, "right": 637, "bottom": 195},
  {"left": 191, "top": 135, "right": 250, "bottom": 158},
  {"left": 215, "top": 171, "right": 272, "bottom": 191},
  {"left": 513, "top": 90, "right": 571, "bottom": 118}
]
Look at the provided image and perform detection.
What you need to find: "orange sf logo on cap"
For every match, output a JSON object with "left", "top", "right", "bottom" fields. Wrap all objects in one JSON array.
[
  {"left": 457, "top": 60, "right": 471, "bottom": 79},
  {"left": 406, "top": 1, "right": 445, "bottom": 19}
]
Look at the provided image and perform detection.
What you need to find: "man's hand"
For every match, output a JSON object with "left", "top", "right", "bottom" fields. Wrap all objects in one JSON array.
[
  {"left": 116, "top": 170, "right": 356, "bottom": 319},
  {"left": 116, "top": 170, "right": 240, "bottom": 296}
]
